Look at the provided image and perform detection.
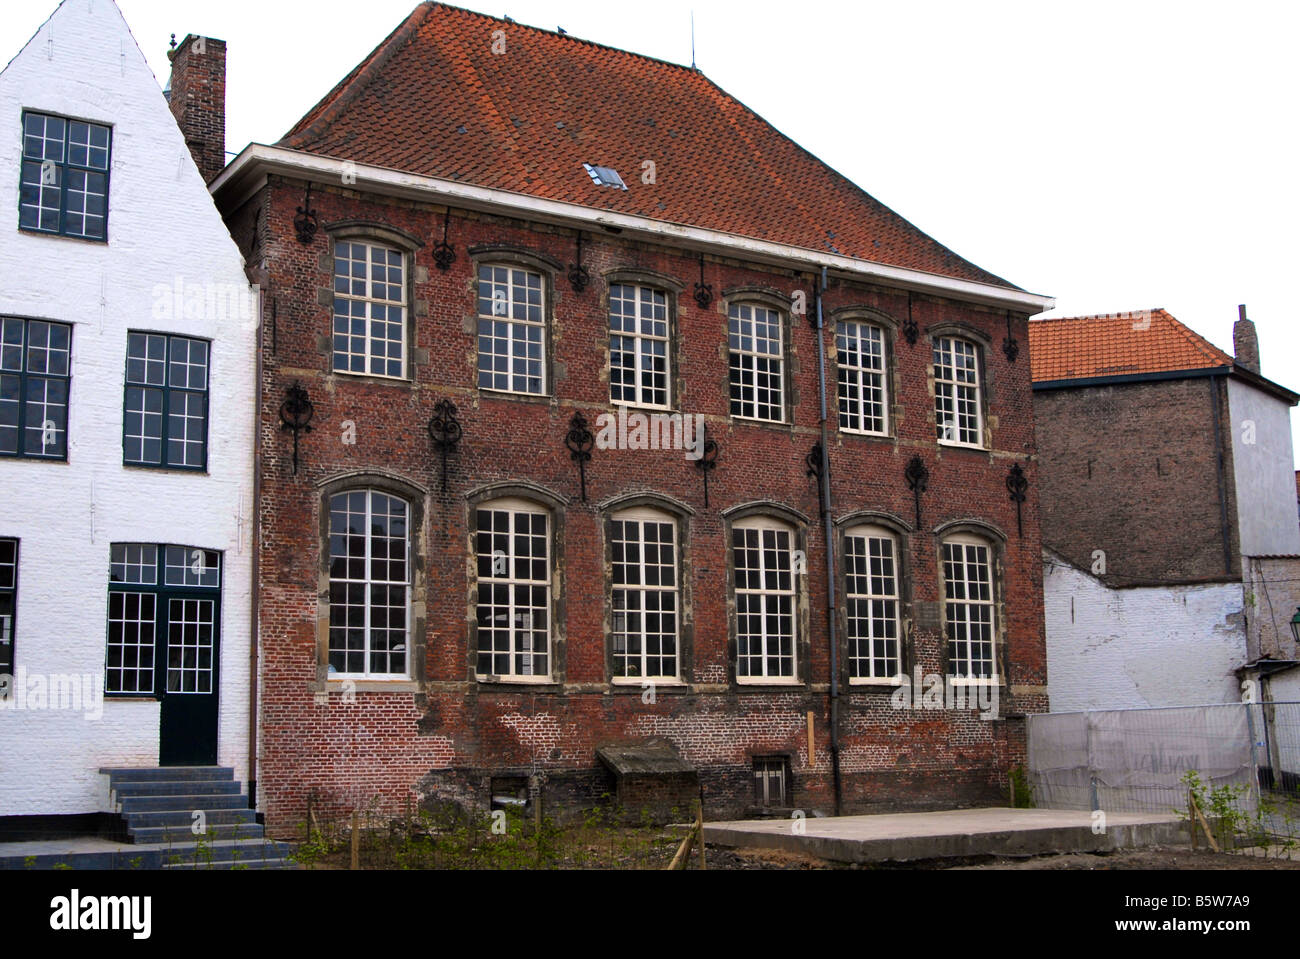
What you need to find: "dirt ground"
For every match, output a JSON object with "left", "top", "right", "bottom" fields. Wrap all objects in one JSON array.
[{"left": 704, "top": 843, "right": 1300, "bottom": 870}]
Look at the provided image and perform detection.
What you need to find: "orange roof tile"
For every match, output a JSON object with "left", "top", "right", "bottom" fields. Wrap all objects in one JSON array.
[
  {"left": 279, "top": 2, "right": 1017, "bottom": 289},
  {"left": 1028, "top": 309, "right": 1233, "bottom": 383}
]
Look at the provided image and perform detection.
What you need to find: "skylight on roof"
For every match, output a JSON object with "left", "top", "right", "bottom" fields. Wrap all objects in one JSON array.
[{"left": 584, "top": 163, "right": 628, "bottom": 190}]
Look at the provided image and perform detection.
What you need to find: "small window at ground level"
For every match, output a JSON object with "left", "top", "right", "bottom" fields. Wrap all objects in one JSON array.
[{"left": 753, "top": 756, "right": 788, "bottom": 806}]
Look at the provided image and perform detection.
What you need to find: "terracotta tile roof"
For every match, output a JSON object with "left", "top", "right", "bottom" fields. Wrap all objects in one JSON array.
[
  {"left": 279, "top": 2, "right": 1017, "bottom": 289},
  {"left": 1028, "top": 308, "right": 1233, "bottom": 383}
]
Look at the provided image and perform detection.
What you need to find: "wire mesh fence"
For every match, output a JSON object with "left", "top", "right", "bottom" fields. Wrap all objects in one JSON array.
[{"left": 1027, "top": 702, "right": 1300, "bottom": 855}]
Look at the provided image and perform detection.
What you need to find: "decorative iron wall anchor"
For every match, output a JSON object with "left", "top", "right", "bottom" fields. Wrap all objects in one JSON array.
[
  {"left": 902, "top": 293, "right": 919, "bottom": 346},
  {"left": 904, "top": 455, "right": 929, "bottom": 528},
  {"left": 1006, "top": 462, "right": 1029, "bottom": 537},
  {"left": 692, "top": 424, "right": 719, "bottom": 507},
  {"left": 433, "top": 208, "right": 457, "bottom": 271},
  {"left": 293, "top": 183, "right": 318, "bottom": 245},
  {"left": 693, "top": 254, "right": 713, "bottom": 309},
  {"left": 565, "top": 411, "right": 595, "bottom": 502},
  {"left": 428, "top": 398, "right": 463, "bottom": 492},
  {"left": 806, "top": 442, "right": 826, "bottom": 514},
  {"left": 279, "top": 381, "right": 315, "bottom": 475},
  {"left": 1002, "top": 311, "right": 1020, "bottom": 363},
  {"left": 568, "top": 234, "right": 590, "bottom": 294}
]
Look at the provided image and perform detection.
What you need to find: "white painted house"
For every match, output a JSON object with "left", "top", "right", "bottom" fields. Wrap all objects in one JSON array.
[
  {"left": 0, "top": 0, "right": 256, "bottom": 834},
  {"left": 1031, "top": 308, "right": 1300, "bottom": 713}
]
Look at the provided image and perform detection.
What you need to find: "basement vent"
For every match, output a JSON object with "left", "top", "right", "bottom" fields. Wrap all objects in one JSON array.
[{"left": 583, "top": 163, "right": 628, "bottom": 190}]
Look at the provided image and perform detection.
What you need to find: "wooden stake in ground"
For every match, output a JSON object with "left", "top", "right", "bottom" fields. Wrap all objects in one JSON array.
[
  {"left": 350, "top": 811, "right": 360, "bottom": 870},
  {"left": 668, "top": 811, "right": 701, "bottom": 871},
  {"left": 696, "top": 799, "right": 706, "bottom": 870},
  {"left": 1189, "top": 792, "right": 1220, "bottom": 853}
]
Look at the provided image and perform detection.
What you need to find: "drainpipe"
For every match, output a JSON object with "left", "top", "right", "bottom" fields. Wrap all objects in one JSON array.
[
  {"left": 247, "top": 284, "right": 265, "bottom": 807},
  {"left": 812, "top": 266, "right": 842, "bottom": 816},
  {"left": 1209, "top": 374, "right": 1233, "bottom": 575}
]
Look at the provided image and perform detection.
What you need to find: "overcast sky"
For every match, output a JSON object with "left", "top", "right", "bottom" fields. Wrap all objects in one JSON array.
[{"left": 7, "top": 0, "right": 1299, "bottom": 466}]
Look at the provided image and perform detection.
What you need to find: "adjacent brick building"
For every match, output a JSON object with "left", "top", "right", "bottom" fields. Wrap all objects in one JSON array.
[
  {"left": 1031, "top": 308, "right": 1300, "bottom": 712},
  {"left": 200, "top": 3, "right": 1053, "bottom": 833}
]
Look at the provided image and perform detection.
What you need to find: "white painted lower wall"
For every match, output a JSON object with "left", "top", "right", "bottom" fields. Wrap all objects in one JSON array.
[{"left": 1043, "top": 551, "right": 1247, "bottom": 711}]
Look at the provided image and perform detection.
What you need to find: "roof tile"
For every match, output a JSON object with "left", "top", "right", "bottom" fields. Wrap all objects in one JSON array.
[{"left": 1028, "top": 309, "right": 1233, "bottom": 382}]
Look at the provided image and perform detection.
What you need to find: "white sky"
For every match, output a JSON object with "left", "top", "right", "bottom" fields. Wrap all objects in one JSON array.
[{"left": 7, "top": 0, "right": 1299, "bottom": 466}]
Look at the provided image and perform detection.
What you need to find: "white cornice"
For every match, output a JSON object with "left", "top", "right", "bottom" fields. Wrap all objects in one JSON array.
[{"left": 212, "top": 144, "right": 1055, "bottom": 313}]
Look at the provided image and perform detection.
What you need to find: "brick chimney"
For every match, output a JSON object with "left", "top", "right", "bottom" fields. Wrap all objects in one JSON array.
[
  {"left": 1233, "top": 303, "right": 1261, "bottom": 374},
  {"left": 166, "top": 35, "right": 227, "bottom": 184}
]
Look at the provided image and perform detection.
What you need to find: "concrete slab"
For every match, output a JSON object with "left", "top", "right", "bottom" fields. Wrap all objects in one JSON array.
[
  {"left": 701, "top": 807, "right": 1187, "bottom": 864},
  {"left": 0, "top": 835, "right": 294, "bottom": 870}
]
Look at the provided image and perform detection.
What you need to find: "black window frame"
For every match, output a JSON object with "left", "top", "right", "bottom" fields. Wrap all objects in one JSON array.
[
  {"left": 122, "top": 331, "right": 211, "bottom": 472},
  {"left": 0, "top": 538, "right": 18, "bottom": 676},
  {"left": 105, "top": 544, "right": 222, "bottom": 699},
  {"left": 19, "top": 110, "right": 112, "bottom": 242},
  {"left": 0, "top": 317, "right": 72, "bottom": 461}
]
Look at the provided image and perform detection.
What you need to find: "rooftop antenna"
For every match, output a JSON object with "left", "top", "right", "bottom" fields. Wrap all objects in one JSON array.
[{"left": 690, "top": 12, "right": 696, "bottom": 68}]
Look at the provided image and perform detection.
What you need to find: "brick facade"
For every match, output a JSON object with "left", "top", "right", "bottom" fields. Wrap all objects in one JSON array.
[{"left": 226, "top": 176, "right": 1048, "bottom": 835}]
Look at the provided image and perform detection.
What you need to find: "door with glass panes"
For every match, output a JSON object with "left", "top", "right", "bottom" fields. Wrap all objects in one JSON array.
[{"left": 106, "top": 545, "right": 221, "bottom": 766}]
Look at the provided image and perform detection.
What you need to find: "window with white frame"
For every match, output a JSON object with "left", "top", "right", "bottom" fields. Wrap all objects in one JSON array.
[
  {"left": 328, "top": 490, "right": 410, "bottom": 678},
  {"left": 942, "top": 535, "right": 997, "bottom": 682},
  {"left": 1, "top": 317, "right": 71, "bottom": 460},
  {"left": 610, "top": 508, "right": 679, "bottom": 681},
  {"left": 732, "top": 517, "right": 797, "bottom": 681},
  {"left": 844, "top": 525, "right": 901, "bottom": 682},
  {"left": 609, "top": 284, "right": 670, "bottom": 408},
  {"left": 475, "top": 499, "right": 551, "bottom": 681},
  {"left": 728, "top": 303, "right": 784, "bottom": 422},
  {"left": 933, "top": 336, "right": 982, "bottom": 446},
  {"left": 332, "top": 240, "right": 407, "bottom": 378},
  {"left": 124, "top": 332, "right": 208, "bottom": 469},
  {"left": 477, "top": 265, "right": 546, "bottom": 394},
  {"left": 837, "top": 320, "right": 888, "bottom": 435}
]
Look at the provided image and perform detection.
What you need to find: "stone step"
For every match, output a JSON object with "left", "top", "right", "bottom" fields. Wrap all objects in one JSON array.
[
  {"left": 101, "top": 766, "right": 235, "bottom": 783},
  {"left": 0, "top": 838, "right": 295, "bottom": 871},
  {"left": 128, "top": 822, "right": 265, "bottom": 844},
  {"left": 113, "top": 780, "right": 243, "bottom": 798},
  {"left": 123, "top": 809, "right": 258, "bottom": 829},
  {"left": 119, "top": 793, "right": 250, "bottom": 813}
]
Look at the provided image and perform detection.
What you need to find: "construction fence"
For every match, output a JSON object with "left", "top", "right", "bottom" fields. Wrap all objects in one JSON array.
[{"left": 1027, "top": 701, "right": 1300, "bottom": 851}]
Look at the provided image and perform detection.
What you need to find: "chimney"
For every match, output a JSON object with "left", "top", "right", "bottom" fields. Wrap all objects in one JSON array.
[
  {"left": 1233, "top": 304, "right": 1261, "bottom": 374},
  {"left": 166, "top": 34, "right": 227, "bottom": 184}
]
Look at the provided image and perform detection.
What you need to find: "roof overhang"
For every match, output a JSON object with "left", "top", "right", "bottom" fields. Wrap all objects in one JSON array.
[
  {"left": 211, "top": 144, "right": 1055, "bottom": 314},
  {"left": 1034, "top": 365, "right": 1300, "bottom": 405}
]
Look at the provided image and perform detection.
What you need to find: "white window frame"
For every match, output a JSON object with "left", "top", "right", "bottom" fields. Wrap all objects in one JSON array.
[
  {"left": 837, "top": 320, "right": 889, "bottom": 436},
  {"left": 728, "top": 303, "right": 785, "bottom": 423},
  {"left": 609, "top": 284, "right": 671, "bottom": 410},
  {"left": 332, "top": 240, "right": 408, "bottom": 379},
  {"left": 844, "top": 525, "right": 904, "bottom": 685},
  {"left": 610, "top": 506, "right": 681, "bottom": 684},
  {"left": 474, "top": 497, "right": 553, "bottom": 683},
  {"left": 327, "top": 489, "right": 412, "bottom": 680},
  {"left": 732, "top": 517, "right": 798, "bottom": 683},
  {"left": 942, "top": 534, "right": 998, "bottom": 685},
  {"left": 477, "top": 264, "right": 548, "bottom": 396},
  {"left": 933, "top": 335, "right": 983, "bottom": 447}
]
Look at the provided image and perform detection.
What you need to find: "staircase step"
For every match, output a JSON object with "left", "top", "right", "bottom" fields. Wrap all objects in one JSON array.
[
  {"left": 123, "top": 809, "right": 257, "bottom": 829},
  {"left": 128, "top": 822, "right": 264, "bottom": 844},
  {"left": 0, "top": 838, "right": 295, "bottom": 871},
  {"left": 159, "top": 839, "right": 295, "bottom": 869},
  {"left": 101, "top": 766, "right": 235, "bottom": 783},
  {"left": 120, "top": 793, "right": 249, "bottom": 813},
  {"left": 113, "top": 780, "right": 243, "bottom": 798}
]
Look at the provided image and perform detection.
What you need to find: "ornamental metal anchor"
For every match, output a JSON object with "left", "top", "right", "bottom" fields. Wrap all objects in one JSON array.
[
  {"left": 565, "top": 411, "right": 595, "bottom": 502},
  {"left": 428, "top": 398, "right": 463, "bottom": 492},
  {"left": 279, "top": 381, "right": 314, "bottom": 475},
  {"left": 904, "top": 455, "right": 929, "bottom": 529},
  {"left": 1007, "top": 462, "right": 1029, "bottom": 537},
  {"left": 692, "top": 424, "right": 719, "bottom": 507}
]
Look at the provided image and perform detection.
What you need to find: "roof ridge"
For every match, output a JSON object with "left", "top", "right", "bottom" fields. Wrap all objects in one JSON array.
[{"left": 282, "top": 1, "right": 435, "bottom": 147}]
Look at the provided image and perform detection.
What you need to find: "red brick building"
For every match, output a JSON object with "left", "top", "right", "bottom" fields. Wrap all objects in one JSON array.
[{"left": 199, "top": 3, "right": 1052, "bottom": 833}]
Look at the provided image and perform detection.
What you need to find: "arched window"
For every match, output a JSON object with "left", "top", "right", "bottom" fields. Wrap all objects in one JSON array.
[
  {"left": 609, "top": 284, "right": 671, "bottom": 409},
  {"left": 837, "top": 319, "right": 889, "bottom": 435},
  {"left": 731, "top": 515, "right": 797, "bottom": 681},
  {"left": 844, "top": 524, "right": 902, "bottom": 681},
  {"left": 328, "top": 489, "right": 411, "bottom": 677},
  {"left": 933, "top": 335, "right": 983, "bottom": 446},
  {"left": 332, "top": 240, "right": 407, "bottom": 378},
  {"left": 474, "top": 497, "right": 552, "bottom": 681},
  {"left": 942, "top": 533, "right": 997, "bottom": 682},
  {"left": 728, "top": 302, "right": 785, "bottom": 422},
  {"left": 610, "top": 506, "right": 680, "bottom": 681},
  {"left": 477, "top": 264, "right": 547, "bottom": 395}
]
